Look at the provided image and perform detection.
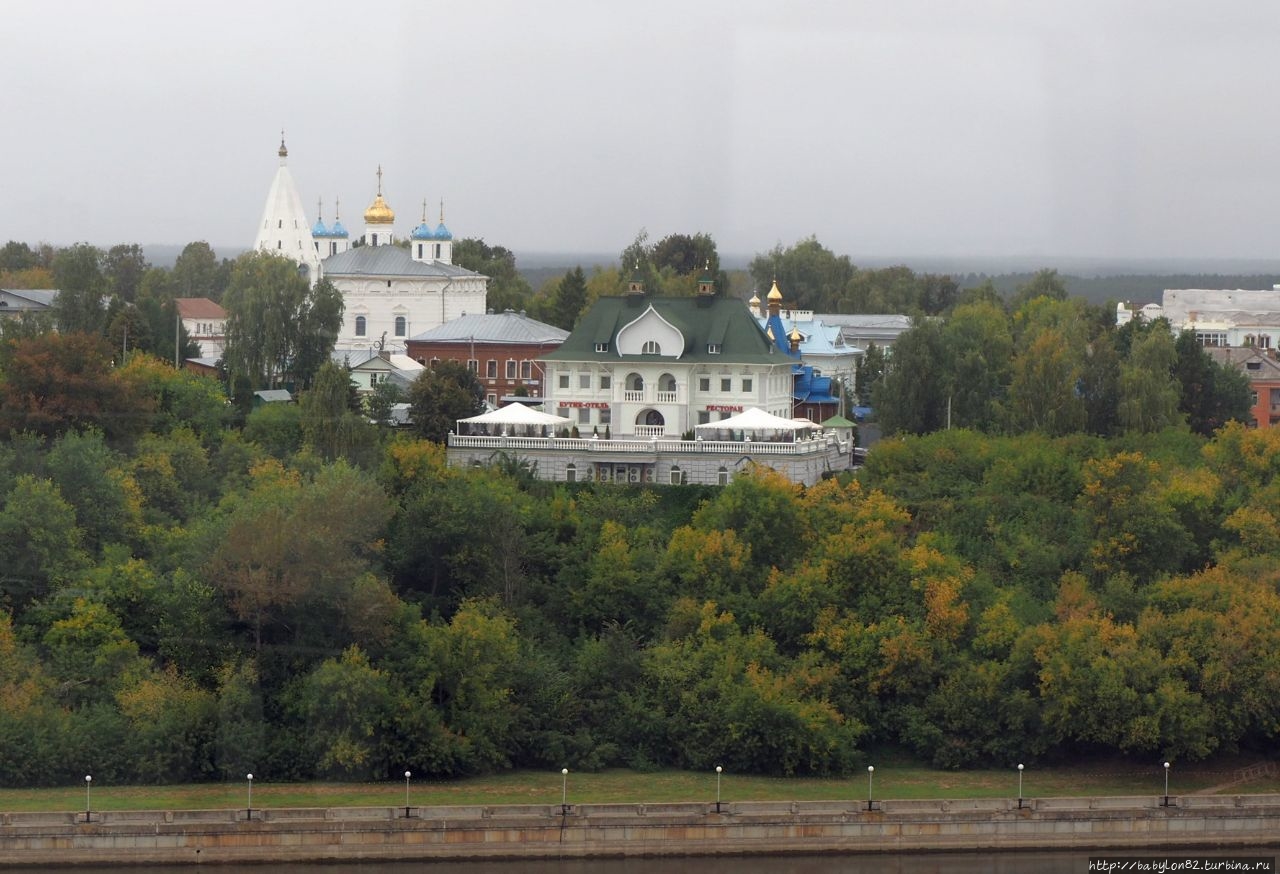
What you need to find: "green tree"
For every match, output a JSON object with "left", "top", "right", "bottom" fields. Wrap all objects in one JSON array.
[
  {"left": 452, "top": 239, "right": 532, "bottom": 313},
  {"left": 873, "top": 319, "right": 950, "bottom": 435},
  {"left": 941, "top": 301, "right": 1012, "bottom": 430},
  {"left": 856, "top": 342, "right": 886, "bottom": 403},
  {"left": 300, "top": 361, "right": 359, "bottom": 461},
  {"left": 221, "top": 251, "right": 344, "bottom": 390},
  {"left": 46, "top": 429, "right": 144, "bottom": 554},
  {"left": 103, "top": 244, "right": 149, "bottom": 303},
  {"left": 1118, "top": 328, "right": 1181, "bottom": 433},
  {"left": 287, "top": 645, "right": 394, "bottom": 779},
  {"left": 407, "top": 360, "right": 484, "bottom": 443},
  {"left": 748, "top": 237, "right": 856, "bottom": 312},
  {"left": 0, "top": 475, "right": 89, "bottom": 608},
  {"left": 1173, "top": 331, "right": 1251, "bottom": 436},
  {"left": 51, "top": 243, "right": 108, "bottom": 334},
  {"left": 1010, "top": 268, "right": 1068, "bottom": 309},
  {"left": 1007, "top": 328, "right": 1086, "bottom": 435},
  {"left": 551, "top": 266, "right": 588, "bottom": 330},
  {"left": 170, "top": 241, "right": 226, "bottom": 302}
]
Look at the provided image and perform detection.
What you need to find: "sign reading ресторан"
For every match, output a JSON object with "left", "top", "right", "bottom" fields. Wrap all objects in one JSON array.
[
  {"left": 1089, "top": 858, "right": 1275, "bottom": 873},
  {"left": 705, "top": 405, "right": 743, "bottom": 412}
]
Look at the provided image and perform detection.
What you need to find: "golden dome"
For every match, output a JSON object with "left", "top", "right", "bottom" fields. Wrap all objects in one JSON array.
[
  {"left": 789, "top": 326, "right": 803, "bottom": 342},
  {"left": 364, "top": 193, "right": 395, "bottom": 225},
  {"left": 767, "top": 280, "right": 783, "bottom": 302},
  {"left": 748, "top": 290, "right": 761, "bottom": 306}
]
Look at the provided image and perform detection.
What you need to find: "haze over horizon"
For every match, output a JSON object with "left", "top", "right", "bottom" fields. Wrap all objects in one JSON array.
[{"left": 5, "top": 1, "right": 1280, "bottom": 266}]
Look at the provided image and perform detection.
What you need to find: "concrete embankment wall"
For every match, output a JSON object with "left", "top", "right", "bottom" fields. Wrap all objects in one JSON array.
[{"left": 3, "top": 795, "right": 1280, "bottom": 867}]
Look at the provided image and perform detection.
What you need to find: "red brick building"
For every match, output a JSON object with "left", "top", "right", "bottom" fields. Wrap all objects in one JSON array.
[
  {"left": 1206, "top": 346, "right": 1280, "bottom": 429},
  {"left": 404, "top": 310, "right": 569, "bottom": 407}
]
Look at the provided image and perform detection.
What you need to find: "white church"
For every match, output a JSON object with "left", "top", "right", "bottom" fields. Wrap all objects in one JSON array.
[{"left": 252, "top": 137, "right": 488, "bottom": 354}]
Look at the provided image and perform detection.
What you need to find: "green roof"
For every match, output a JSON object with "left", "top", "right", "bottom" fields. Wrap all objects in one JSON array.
[{"left": 541, "top": 296, "right": 786, "bottom": 365}]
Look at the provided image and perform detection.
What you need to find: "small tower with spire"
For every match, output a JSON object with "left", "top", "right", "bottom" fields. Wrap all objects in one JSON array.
[{"left": 411, "top": 198, "right": 434, "bottom": 263}]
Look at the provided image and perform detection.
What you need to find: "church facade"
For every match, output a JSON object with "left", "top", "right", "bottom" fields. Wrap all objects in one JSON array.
[{"left": 252, "top": 138, "right": 488, "bottom": 354}]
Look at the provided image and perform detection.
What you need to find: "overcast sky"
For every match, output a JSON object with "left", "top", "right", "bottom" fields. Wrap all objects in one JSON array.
[{"left": 4, "top": 0, "right": 1280, "bottom": 263}]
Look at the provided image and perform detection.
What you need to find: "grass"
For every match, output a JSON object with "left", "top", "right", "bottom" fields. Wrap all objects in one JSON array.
[{"left": 0, "top": 756, "right": 1270, "bottom": 813}]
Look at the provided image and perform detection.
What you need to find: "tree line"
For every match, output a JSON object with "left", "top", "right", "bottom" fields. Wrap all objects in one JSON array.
[{"left": 0, "top": 329, "right": 1277, "bottom": 784}]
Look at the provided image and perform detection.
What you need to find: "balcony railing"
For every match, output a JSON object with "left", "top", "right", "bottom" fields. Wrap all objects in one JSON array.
[
  {"left": 448, "top": 434, "right": 847, "bottom": 457},
  {"left": 634, "top": 425, "right": 666, "bottom": 437},
  {"left": 623, "top": 390, "right": 644, "bottom": 402},
  {"left": 620, "top": 389, "right": 681, "bottom": 404},
  {"left": 655, "top": 391, "right": 678, "bottom": 403}
]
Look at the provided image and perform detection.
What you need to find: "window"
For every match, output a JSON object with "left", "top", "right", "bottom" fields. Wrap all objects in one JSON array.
[
  {"left": 566, "top": 464, "right": 576, "bottom": 483},
  {"left": 277, "top": 219, "right": 282, "bottom": 229},
  {"left": 595, "top": 342, "right": 609, "bottom": 353},
  {"left": 355, "top": 316, "right": 366, "bottom": 337},
  {"left": 558, "top": 373, "right": 570, "bottom": 389},
  {"left": 486, "top": 360, "right": 498, "bottom": 379},
  {"left": 708, "top": 343, "right": 721, "bottom": 354},
  {"left": 599, "top": 408, "right": 611, "bottom": 425},
  {"left": 699, "top": 377, "right": 710, "bottom": 392},
  {"left": 742, "top": 378, "right": 753, "bottom": 392},
  {"left": 506, "top": 360, "right": 517, "bottom": 379},
  {"left": 578, "top": 408, "right": 591, "bottom": 425},
  {"left": 430, "top": 357, "right": 441, "bottom": 368},
  {"left": 394, "top": 316, "right": 406, "bottom": 337},
  {"left": 1196, "top": 331, "right": 1227, "bottom": 347},
  {"left": 669, "top": 467, "right": 683, "bottom": 485},
  {"left": 720, "top": 378, "right": 731, "bottom": 392},
  {"left": 579, "top": 373, "right": 591, "bottom": 389},
  {"left": 371, "top": 233, "right": 378, "bottom": 246},
  {"left": 417, "top": 244, "right": 423, "bottom": 259},
  {"left": 467, "top": 359, "right": 478, "bottom": 373},
  {"left": 521, "top": 360, "right": 532, "bottom": 379},
  {"left": 642, "top": 340, "right": 661, "bottom": 354},
  {"left": 717, "top": 467, "right": 730, "bottom": 486},
  {"left": 558, "top": 406, "right": 570, "bottom": 419},
  {"left": 600, "top": 375, "right": 611, "bottom": 390},
  {"left": 487, "top": 393, "right": 497, "bottom": 406},
  {"left": 435, "top": 244, "right": 442, "bottom": 259},
  {"left": 698, "top": 411, "right": 710, "bottom": 425}
]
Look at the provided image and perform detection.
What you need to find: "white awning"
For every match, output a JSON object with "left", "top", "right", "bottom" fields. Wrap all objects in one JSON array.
[
  {"left": 459, "top": 403, "right": 572, "bottom": 428},
  {"left": 694, "top": 407, "right": 815, "bottom": 433}
]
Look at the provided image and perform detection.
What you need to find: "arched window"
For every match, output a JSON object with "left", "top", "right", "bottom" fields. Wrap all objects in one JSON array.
[
  {"left": 717, "top": 466, "right": 730, "bottom": 486},
  {"left": 626, "top": 373, "right": 644, "bottom": 392},
  {"left": 642, "top": 340, "right": 661, "bottom": 355},
  {"left": 659, "top": 373, "right": 677, "bottom": 392},
  {"left": 394, "top": 316, "right": 406, "bottom": 337},
  {"left": 355, "top": 316, "right": 367, "bottom": 337}
]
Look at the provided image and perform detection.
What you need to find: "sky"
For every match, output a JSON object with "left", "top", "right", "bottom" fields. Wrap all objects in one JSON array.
[{"left": 4, "top": 0, "right": 1280, "bottom": 264}]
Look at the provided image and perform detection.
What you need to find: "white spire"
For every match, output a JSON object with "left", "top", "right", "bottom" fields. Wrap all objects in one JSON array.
[{"left": 252, "top": 133, "right": 322, "bottom": 281}]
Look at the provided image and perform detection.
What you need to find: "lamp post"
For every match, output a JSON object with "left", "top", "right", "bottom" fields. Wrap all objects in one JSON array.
[
  {"left": 246, "top": 773, "right": 254, "bottom": 820},
  {"left": 1163, "top": 762, "right": 1170, "bottom": 807},
  {"left": 84, "top": 775, "right": 92, "bottom": 822},
  {"left": 561, "top": 768, "right": 570, "bottom": 815},
  {"left": 715, "top": 766, "right": 723, "bottom": 814},
  {"left": 1017, "top": 764, "right": 1025, "bottom": 809},
  {"left": 403, "top": 771, "right": 412, "bottom": 818},
  {"left": 867, "top": 765, "right": 875, "bottom": 812}
]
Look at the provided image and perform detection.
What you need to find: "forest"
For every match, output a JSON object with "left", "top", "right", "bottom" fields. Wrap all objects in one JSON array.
[
  {"left": 1, "top": 335, "right": 1278, "bottom": 785},
  {"left": 1, "top": 235, "right": 1277, "bottom": 788}
]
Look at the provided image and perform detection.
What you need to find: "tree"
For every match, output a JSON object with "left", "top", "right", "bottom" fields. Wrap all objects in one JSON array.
[
  {"left": 452, "top": 239, "right": 532, "bottom": 313},
  {"left": 300, "top": 361, "right": 368, "bottom": 462},
  {"left": 873, "top": 319, "right": 950, "bottom": 435},
  {"left": 748, "top": 237, "right": 856, "bottom": 312},
  {"left": 103, "top": 244, "right": 149, "bottom": 303},
  {"left": 1173, "top": 331, "right": 1251, "bottom": 436},
  {"left": 221, "top": 251, "right": 344, "bottom": 390},
  {"left": 1007, "top": 328, "right": 1086, "bottom": 435},
  {"left": 941, "top": 301, "right": 1012, "bottom": 430},
  {"left": 1117, "top": 328, "right": 1181, "bottom": 433},
  {"left": 0, "top": 332, "right": 149, "bottom": 441},
  {"left": 0, "top": 241, "right": 39, "bottom": 271},
  {"left": 170, "top": 241, "right": 226, "bottom": 302},
  {"left": 51, "top": 243, "right": 108, "bottom": 334},
  {"left": 407, "top": 360, "right": 484, "bottom": 443},
  {"left": 551, "top": 266, "right": 588, "bottom": 330},
  {"left": 0, "top": 475, "right": 88, "bottom": 608},
  {"left": 856, "top": 342, "right": 886, "bottom": 403},
  {"left": 1010, "top": 268, "right": 1068, "bottom": 309}
]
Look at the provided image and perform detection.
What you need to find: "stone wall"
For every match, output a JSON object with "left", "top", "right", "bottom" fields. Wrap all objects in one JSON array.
[{"left": 3, "top": 795, "right": 1279, "bottom": 867}]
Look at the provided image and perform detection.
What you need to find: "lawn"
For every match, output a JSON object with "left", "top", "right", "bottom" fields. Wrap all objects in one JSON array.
[{"left": 0, "top": 756, "right": 1268, "bottom": 813}]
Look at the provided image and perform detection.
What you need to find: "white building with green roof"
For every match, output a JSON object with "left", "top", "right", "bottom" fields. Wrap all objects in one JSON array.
[{"left": 446, "top": 281, "right": 854, "bottom": 485}]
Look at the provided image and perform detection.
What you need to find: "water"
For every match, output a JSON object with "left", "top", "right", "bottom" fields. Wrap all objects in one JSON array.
[{"left": 6, "top": 851, "right": 1277, "bottom": 874}]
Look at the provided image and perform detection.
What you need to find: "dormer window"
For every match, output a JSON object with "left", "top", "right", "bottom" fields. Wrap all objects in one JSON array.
[
  {"left": 642, "top": 340, "right": 661, "bottom": 355},
  {"left": 708, "top": 343, "right": 722, "bottom": 354},
  {"left": 595, "top": 342, "right": 609, "bottom": 353}
]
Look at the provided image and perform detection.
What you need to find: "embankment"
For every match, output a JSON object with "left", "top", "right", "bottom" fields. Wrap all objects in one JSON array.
[{"left": 3, "top": 795, "right": 1279, "bottom": 867}]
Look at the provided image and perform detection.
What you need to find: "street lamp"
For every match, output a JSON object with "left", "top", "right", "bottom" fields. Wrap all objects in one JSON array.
[
  {"left": 404, "top": 771, "right": 412, "bottom": 817},
  {"left": 84, "top": 775, "right": 92, "bottom": 822},
  {"left": 246, "top": 773, "right": 254, "bottom": 820},
  {"left": 1163, "top": 762, "right": 1171, "bottom": 807},
  {"left": 561, "top": 768, "right": 570, "bottom": 815},
  {"left": 715, "top": 765, "right": 723, "bottom": 813},
  {"left": 1017, "top": 764, "right": 1025, "bottom": 809},
  {"left": 867, "top": 765, "right": 875, "bottom": 812}
]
